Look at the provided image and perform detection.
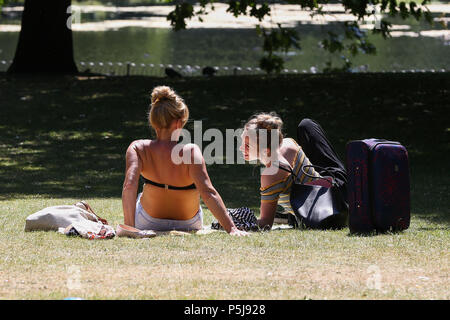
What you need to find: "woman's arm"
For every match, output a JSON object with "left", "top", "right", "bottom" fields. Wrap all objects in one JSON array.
[
  {"left": 258, "top": 172, "right": 285, "bottom": 229},
  {"left": 258, "top": 201, "right": 278, "bottom": 229},
  {"left": 186, "top": 144, "right": 249, "bottom": 236},
  {"left": 122, "top": 141, "right": 143, "bottom": 227}
]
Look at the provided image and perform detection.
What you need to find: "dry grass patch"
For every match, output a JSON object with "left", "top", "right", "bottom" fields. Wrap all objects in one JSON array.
[{"left": 0, "top": 198, "right": 448, "bottom": 299}]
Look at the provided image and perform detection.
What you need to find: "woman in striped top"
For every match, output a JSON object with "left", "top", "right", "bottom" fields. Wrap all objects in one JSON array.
[{"left": 239, "top": 113, "right": 348, "bottom": 229}]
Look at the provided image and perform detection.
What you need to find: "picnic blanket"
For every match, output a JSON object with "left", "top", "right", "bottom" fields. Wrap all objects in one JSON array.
[{"left": 211, "top": 207, "right": 259, "bottom": 231}]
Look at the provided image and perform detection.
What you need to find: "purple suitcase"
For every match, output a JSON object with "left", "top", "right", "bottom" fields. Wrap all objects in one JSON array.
[{"left": 346, "top": 139, "right": 410, "bottom": 234}]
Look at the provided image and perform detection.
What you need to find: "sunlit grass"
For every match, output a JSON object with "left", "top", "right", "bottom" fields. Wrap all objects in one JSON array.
[
  {"left": 0, "top": 197, "right": 448, "bottom": 299},
  {"left": 0, "top": 72, "right": 448, "bottom": 299}
]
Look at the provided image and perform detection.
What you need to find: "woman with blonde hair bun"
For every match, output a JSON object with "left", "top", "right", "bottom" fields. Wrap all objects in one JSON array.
[
  {"left": 239, "top": 112, "right": 348, "bottom": 229},
  {"left": 122, "top": 85, "right": 248, "bottom": 236}
]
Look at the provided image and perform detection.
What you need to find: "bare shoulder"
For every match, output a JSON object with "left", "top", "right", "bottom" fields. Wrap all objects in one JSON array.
[
  {"left": 181, "top": 143, "right": 203, "bottom": 165},
  {"left": 282, "top": 137, "right": 300, "bottom": 150},
  {"left": 260, "top": 172, "right": 274, "bottom": 188},
  {"left": 127, "top": 139, "right": 151, "bottom": 153},
  {"left": 182, "top": 143, "right": 200, "bottom": 153}
]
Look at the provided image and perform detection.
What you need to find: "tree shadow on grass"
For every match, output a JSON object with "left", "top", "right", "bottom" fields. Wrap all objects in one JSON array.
[{"left": 0, "top": 73, "right": 448, "bottom": 226}]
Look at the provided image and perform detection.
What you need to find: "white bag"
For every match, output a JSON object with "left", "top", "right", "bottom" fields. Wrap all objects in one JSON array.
[{"left": 25, "top": 205, "right": 100, "bottom": 232}]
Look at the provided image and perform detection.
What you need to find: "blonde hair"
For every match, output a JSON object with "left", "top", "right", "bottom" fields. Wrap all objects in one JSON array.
[
  {"left": 149, "top": 86, "right": 189, "bottom": 129},
  {"left": 244, "top": 112, "right": 284, "bottom": 149}
]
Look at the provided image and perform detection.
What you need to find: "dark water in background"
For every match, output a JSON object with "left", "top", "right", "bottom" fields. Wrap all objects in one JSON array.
[{"left": 0, "top": 6, "right": 449, "bottom": 73}]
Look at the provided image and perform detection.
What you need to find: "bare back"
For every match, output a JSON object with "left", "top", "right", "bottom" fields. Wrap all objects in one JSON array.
[{"left": 133, "top": 139, "right": 200, "bottom": 220}]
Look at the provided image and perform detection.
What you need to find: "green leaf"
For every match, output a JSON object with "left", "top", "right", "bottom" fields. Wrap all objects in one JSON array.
[
  {"left": 167, "top": 3, "right": 195, "bottom": 31},
  {"left": 399, "top": 2, "right": 409, "bottom": 19},
  {"left": 424, "top": 10, "right": 433, "bottom": 25},
  {"left": 249, "top": 3, "right": 271, "bottom": 22},
  {"left": 372, "top": 19, "right": 392, "bottom": 39},
  {"left": 259, "top": 55, "right": 284, "bottom": 74}
]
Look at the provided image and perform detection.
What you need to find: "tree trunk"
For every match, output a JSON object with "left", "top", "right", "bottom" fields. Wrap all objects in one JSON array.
[{"left": 7, "top": 0, "right": 78, "bottom": 74}]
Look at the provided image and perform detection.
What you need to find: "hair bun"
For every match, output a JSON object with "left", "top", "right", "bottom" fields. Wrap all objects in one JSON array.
[
  {"left": 257, "top": 112, "right": 283, "bottom": 130},
  {"left": 151, "top": 86, "right": 177, "bottom": 105},
  {"left": 148, "top": 86, "right": 189, "bottom": 129}
]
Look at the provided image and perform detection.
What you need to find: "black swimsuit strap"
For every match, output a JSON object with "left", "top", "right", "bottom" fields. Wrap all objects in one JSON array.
[
  {"left": 276, "top": 162, "right": 296, "bottom": 177},
  {"left": 141, "top": 176, "right": 196, "bottom": 190}
]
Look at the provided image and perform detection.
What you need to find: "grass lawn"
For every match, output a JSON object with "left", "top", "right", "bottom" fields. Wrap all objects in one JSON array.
[{"left": 0, "top": 72, "right": 448, "bottom": 299}]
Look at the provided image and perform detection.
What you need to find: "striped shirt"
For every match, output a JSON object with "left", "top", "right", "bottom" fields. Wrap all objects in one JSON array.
[{"left": 260, "top": 138, "right": 321, "bottom": 215}]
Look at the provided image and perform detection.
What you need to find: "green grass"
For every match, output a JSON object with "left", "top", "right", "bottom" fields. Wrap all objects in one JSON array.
[{"left": 0, "top": 72, "right": 449, "bottom": 299}]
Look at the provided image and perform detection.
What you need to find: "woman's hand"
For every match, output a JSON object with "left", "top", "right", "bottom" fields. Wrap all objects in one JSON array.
[{"left": 229, "top": 227, "right": 251, "bottom": 236}]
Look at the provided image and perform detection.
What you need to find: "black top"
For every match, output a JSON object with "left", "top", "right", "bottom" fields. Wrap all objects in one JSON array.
[{"left": 141, "top": 175, "right": 196, "bottom": 190}]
